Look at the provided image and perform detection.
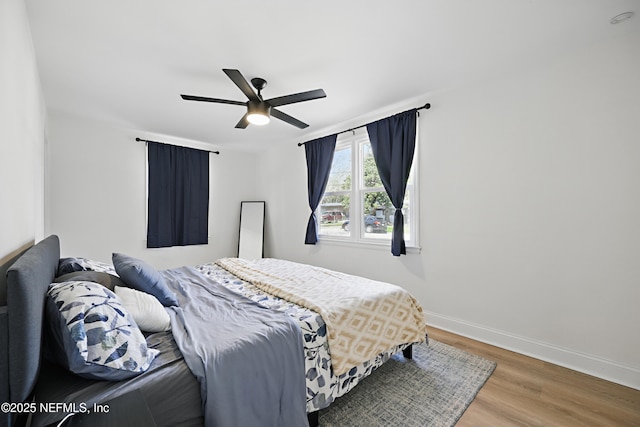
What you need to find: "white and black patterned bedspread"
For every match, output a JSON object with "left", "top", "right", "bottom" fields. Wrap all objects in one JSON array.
[{"left": 196, "top": 262, "right": 409, "bottom": 412}]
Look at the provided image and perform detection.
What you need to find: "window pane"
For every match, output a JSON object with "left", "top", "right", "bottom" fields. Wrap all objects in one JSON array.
[
  {"left": 325, "top": 146, "right": 351, "bottom": 192},
  {"left": 319, "top": 194, "right": 350, "bottom": 237},
  {"left": 362, "top": 191, "right": 411, "bottom": 240},
  {"left": 362, "top": 191, "right": 391, "bottom": 239},
  {"left": 362, "top": 143, "right": 383, "bottom": 189},
  {"left": 363, "top": 191, "right": 391, "bottom": 219}
]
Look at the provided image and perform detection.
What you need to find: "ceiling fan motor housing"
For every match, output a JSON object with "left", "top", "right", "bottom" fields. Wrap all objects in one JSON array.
[
  {"left": 247, "top": 99, "right": 271, "bottom": 125},
  {"left": 248, "top": 100, "right": 271, "bottom": 116}
]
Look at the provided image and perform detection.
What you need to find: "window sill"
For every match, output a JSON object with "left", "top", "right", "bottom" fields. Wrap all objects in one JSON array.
[{"left": 317, "top": 236, "right": 421, "bottom": 254}]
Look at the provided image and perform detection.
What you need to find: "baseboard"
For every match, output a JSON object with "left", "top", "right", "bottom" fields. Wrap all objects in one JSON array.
[{"left": 425, "top": 311, "right": 640, "bottom": 391}]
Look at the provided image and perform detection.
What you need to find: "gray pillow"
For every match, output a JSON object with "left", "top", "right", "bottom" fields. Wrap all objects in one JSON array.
[
  {"left": 57, "top": 257, "right": 89, "bottom": 275},
  {"left": 45, "top": 281, "right": 159, "bottom": 380},
  {"left": 112, "top": 253, "right": 178, "bottom": 307},
  {"left": 54, "top": 271, "right": 125, "bottom": 291}
]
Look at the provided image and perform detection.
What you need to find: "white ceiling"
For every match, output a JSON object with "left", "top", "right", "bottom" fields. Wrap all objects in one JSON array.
[{"left": 25, "top": 0, "right": 639, "bottom": 151}]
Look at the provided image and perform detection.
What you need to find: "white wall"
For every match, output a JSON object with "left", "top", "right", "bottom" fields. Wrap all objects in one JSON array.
[
  {"left": 259, "top": 31, "right": 640, "bottom": 389},
  {"left": 46, "top": 112, "right": 259, "bottom": 269},
  {"left": 0, "top": 0, "right": 47, "bottom": 301}
]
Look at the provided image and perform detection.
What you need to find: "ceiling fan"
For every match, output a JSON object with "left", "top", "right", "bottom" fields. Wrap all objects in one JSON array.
[{"left": 181, "top": 69, "right": 326, "bottom": 129}]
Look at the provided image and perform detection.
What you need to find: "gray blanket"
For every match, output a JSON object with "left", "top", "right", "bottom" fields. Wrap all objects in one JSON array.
[{"left": 163, "top": 267, "right": 308, "bottom": 427}]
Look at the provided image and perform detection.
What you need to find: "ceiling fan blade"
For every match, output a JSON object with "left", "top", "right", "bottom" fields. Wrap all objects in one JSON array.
[
  {"left": 181, "top": 94, "right": 246, "bottom": 106},
  {"left": 223, "top": 69, "right": 260, "bottom": 102},
  {"left": 266, "top": 89, "right": 326, "bottom": 108},
  {"left": 235, "top": 113, "right": 250, "bottom": 129},
  {"left": 271, "top": 108, "right": 309, "bottom": 129}
]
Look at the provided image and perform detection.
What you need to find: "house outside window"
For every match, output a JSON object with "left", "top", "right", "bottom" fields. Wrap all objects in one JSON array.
[{"left": 318, "top": 128, "right": 418, "bottom": 248}]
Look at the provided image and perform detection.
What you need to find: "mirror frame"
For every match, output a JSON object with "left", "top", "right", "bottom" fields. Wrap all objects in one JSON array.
[{"left": 237, "top": 201, "right": 265, "bottom": 259}]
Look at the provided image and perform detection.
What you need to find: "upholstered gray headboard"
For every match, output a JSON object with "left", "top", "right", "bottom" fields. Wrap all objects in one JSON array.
[
  {"left": 3, "top": 235, "right": 60, "bottom": 408},
  {"left": 0, "top": 302, "right": 8, "bottom": 426}
]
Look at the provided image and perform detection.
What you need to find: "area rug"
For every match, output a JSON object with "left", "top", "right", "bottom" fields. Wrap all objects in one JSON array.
[{"left": 319, "top": 340, "right": 496, "bottom": 427}]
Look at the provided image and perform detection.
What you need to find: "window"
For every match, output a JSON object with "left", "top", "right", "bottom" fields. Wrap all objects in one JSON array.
[{"left": 318, "top": 128, "right": 418, "bottom": 247}]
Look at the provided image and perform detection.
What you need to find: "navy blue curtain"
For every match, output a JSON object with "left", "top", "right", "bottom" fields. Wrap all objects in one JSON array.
[
  {"left": 366, "top": 109, "right": 417, "bottom": 256},
  {"left": 147, "top": 142, "right": 209, "bottom": 248},
  {"left": 304, "top": 134, "right": 337, "bottom": 244}
]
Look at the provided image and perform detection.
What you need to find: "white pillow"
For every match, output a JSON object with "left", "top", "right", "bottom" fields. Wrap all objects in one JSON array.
[{"left": 114, "top": 286, "right": 171, "bottom": 333}]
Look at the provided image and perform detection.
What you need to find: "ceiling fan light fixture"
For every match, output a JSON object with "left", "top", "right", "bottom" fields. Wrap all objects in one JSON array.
[
  {"left": 247, "top": 100, "right": 271, "bottom": 125},
  {"left": 247, "top": 113, "right": 270, "bottom": 125}
]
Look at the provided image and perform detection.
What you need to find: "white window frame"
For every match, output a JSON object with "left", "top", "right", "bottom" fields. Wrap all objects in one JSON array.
[{"left": 317, "top": 127, "right": 420, "bottom": 251}]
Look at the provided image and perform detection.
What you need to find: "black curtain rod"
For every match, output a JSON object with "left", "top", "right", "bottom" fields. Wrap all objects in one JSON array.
[
  {"left": 297, "top": 102, "right": 431, "bottom": 146},
  {"left": 136, "top": 137, "right": 220, "bottom": 155}
]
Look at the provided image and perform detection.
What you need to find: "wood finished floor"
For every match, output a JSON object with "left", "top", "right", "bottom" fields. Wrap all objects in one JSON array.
[{"left": 427, "top": 327, "right": 640, "bottom": 427}]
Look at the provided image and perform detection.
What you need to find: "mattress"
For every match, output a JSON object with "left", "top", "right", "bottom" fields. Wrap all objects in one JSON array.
[{"left": 30, "top": 331, "right": 203, "bottom": 427}]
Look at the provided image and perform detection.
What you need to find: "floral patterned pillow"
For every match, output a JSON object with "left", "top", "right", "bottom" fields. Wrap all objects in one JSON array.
[{"left": 46, "top": 281, "right": 159, "bottom": 380}]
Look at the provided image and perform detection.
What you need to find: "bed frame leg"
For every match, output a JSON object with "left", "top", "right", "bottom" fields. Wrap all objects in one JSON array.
[
  {"left": 307, "top": 410, "right": 319, "bottom": 427},
  {"left": 402, "top": 344, "right": 413, "bottom": 359}
]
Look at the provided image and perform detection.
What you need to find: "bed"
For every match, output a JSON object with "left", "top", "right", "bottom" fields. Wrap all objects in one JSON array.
[{"left": 0, "top": 235, "right": 427, "bottom": 427}]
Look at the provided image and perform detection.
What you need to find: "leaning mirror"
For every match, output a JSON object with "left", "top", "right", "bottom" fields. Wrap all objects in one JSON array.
[{"left": 238, "top": 201, "right": 265, "bottom": 259}]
